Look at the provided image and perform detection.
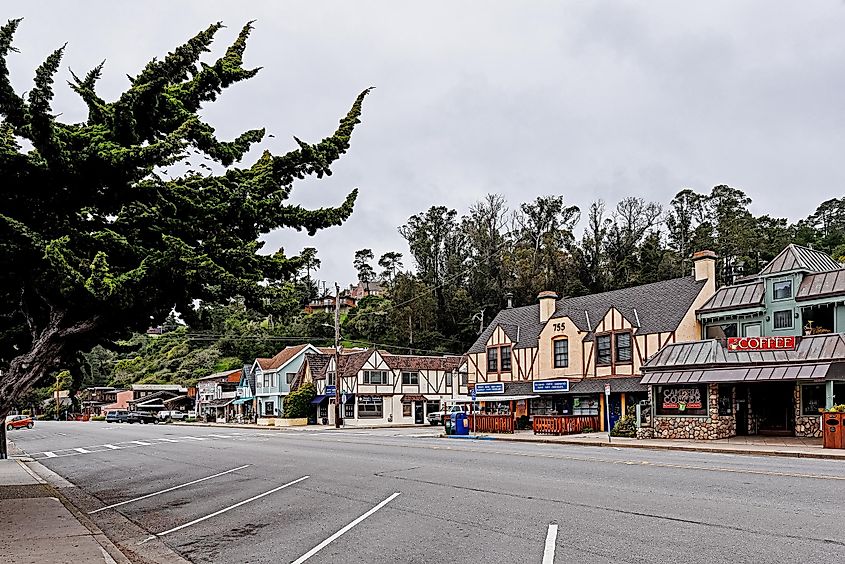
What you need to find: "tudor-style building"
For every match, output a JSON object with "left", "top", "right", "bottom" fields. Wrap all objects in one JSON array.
[
  {"left": 464, "top": 251, "right": 717, "bottom": 431},
  {"left": 298, "top": 349, "right": 467, "bottom": 426}
]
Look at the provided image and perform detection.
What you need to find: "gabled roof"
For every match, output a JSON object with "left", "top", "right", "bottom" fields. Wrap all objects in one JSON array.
[
  {"left": 697, "top": 281, "right": 764, "bottom": 314},
  {"left": 796, "top": 269, "right": 845, "bottom": 301},
  {"left": 197, "top": 369, "right": 241, "bottom": 382},
  {"left": 758, "top": 244, "right": 841, "bottom": 276},
  {"left": 256, "top": 344, "right": 314, "bottom": 371},
  {"left": 338, "top": 350, "right": 374, "bottom": 378},
  {"left": 467, "top": 276, "right": 707, "bottom": 353},
  {"left": 380, "top": 353, "right": 464, "bottom": 372}
]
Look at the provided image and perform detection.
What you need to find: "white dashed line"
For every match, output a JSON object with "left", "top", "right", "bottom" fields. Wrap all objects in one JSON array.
[
  {"left": 73, "top": 448, "right": 91, "bottom": 454},
  {"left": 43, "top": 451, "right": 57, "bottom": 458},
  {"left": 543, "top": 524, "right": 558, "bottom": 564},
  {"left": 102, "top": 444, "right": 121, "bottom": 450},
  {"left": 130, "top": 441, "right": 152, "bottom": 446}
]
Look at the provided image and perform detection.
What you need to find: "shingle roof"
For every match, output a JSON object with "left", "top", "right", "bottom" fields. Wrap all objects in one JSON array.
[
  {"left": 381, "top": 353, "right": 464, "bottom": 371},
  {"left": 257, "top": 344, "right": 310, "bottom": 371},
  {"left": 338, "top": 350, "right": 374, "bottom": 377},
  {"left": 796, "top": 269, "right": 845, "bottom": 301},
  {"left": 758, "top": 244, "right": 841, "bottom": 276},
  {"left": 697, "top": 281, "right": 764, "bottom": 314},
  {"left": 643, "top": 334, "right": 845, "bottom": 369},
  {"left": 467, "top": 276, "right": 707, "bottom": 353}
]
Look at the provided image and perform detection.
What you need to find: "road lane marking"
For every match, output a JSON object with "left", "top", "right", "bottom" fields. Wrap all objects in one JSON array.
[
  {"left": 543, "top": 524, "right": 558, "bottom": 564},
  {"left": 153, "top": 438, "right": 179, "bottom": 443},
  {"left": 43, "top": 451, "right": 57, "bottom": 458},
  {"left": 179, "top": 436, "right": 208, "bottom": 441},
  {"left": 291, "top": 492, "right": 401, "bottom": 564},
  {"left": 143, "top": 476, "right": 310, "bottom": 540},
  {"left": 130, "top": 441, "right": 152, "bottom": 446},
  {"left": 89, "top": 464, "right": 251, "bottom": 514},
  {"left": 103, "top": 444, "right": 121, "bottom": 450},
  {"left": 73, "top": 448, "right": 91, "bottom": 454},
  {"left": 207, "top": 434, "right": 232, "bottom": 439}
]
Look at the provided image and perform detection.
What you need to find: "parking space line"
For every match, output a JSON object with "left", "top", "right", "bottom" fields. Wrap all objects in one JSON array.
[
  {"left": 43, "top": 451, "right": 57, "bottom": 458},
  {"left": 291, "top": 492, "right": 401, "bottom": 564},
  {"left": 89, "top": 464, "right": 251, "bottom": 514},
  {"left": 73, "top": 448, "right": 91, "bottom": 454},
  {"left": 102, "top": 444, "right": 121, "bottom": 450},
  {"left": 543, "top": 524, "right": 558, "bottom": 564},
  {"left": 143, "top": 475, "right": 309, "bottom": 540}
]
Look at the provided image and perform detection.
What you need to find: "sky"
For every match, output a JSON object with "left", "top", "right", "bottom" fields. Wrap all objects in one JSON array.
[{"left": 5, "top": 1, "right": 845, "bottom": 287}]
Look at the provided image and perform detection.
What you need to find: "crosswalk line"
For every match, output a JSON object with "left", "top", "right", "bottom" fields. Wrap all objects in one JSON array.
[
  {"left": 103, "top": 444, "right": 121, "bottom": 450},
  {"left": 43, "top": 451, "right": 57, "bottom": 458},
  {"left": 74, "top": 448, "right": 91, "bottom": 454}
]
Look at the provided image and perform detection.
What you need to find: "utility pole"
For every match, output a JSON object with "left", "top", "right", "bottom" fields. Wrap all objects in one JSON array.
[
  {"left": 55, "top": 371, "right": 60, "bottom": 421},
  {"left": 334, "top": 282, "right": 342, "bottom": 429}
]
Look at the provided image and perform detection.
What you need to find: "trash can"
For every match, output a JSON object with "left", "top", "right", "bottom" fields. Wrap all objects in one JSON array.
[
  {"left": 454, "top": 412, "right": 469, "bottom": 435},
  {"left": 444, "top": 415, "right": 454, "bottom": 435},
  {"left": 823, "top": 412, "right": 844, "bottom": 449}
]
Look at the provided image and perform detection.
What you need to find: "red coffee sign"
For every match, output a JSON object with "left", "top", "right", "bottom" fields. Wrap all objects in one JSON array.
[{"left": 727, "top": 336, "right": 796, "bottom": 351}]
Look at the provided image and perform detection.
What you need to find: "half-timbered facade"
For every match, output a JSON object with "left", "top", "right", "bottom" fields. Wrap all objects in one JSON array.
[
  {"left": 465, "top": 251, "right": 717, "bottom": 431},
  {"left": 302, "top": 349, "right": 467, "bottom": 425}
]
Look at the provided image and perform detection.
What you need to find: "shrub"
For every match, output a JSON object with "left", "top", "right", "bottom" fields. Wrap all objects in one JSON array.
[
  {"left": 824, "top": 404, "right": 845, "bottom": 413},
  {"left": 284, "top": 382, "right": 316, "bottom": 418},
  {"left": 610, "top": 405, "right": 638, "bottom": 438},
  {"left": 91, "top": 415, "right": 106, "bottom": 421},
  {"left": 185, "top": 417, "right": 197, "bottom": 423}
]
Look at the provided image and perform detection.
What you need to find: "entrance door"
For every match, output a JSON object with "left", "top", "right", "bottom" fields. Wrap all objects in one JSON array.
[
  {"left": 608, "top": 394, "right": 623, "bottom": 431},
  {"left": 752, "top": 382, "right": 795, "bottom": 436},
  {"left": 414, "top": 402, "right": 424, "bottom": 424}
]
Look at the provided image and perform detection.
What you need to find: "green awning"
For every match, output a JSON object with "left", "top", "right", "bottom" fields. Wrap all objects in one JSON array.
[{"left": 232, "top": 397, "right": 254, "bottom": 405}]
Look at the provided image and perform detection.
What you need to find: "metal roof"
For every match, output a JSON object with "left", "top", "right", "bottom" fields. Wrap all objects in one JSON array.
[
  {"left": 796, "top": 269, "right": 845, "bottom": 301},
  {"left": 758, "top": 244, "right": 841, "bottom": 276},
  {"left": 642, "top": 363, "right": 842, "bottom": 384},
  {"left": 697, "top": 282, "right": 764, "bottom": 314}
]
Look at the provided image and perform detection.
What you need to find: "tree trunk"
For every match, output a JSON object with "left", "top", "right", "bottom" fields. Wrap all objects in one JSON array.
[{"left": 0, "top": 424, "right": 6, "bottom": 459}]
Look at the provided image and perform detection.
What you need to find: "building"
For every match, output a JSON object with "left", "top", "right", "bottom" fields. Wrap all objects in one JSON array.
[
  {"left": 638, "top": 244, "right": 845, "bottom": 440},
  {"left": 253, "top": 344, "right": 329, "bottom": 417},
  {"left": 79, "top": 387, "right": 122, "bottom": 416},
  {"left": 102, "top": 390, "right": 133, "bottom": 414},
  {"left": 195, "top": 370, "right": 241, "bottom": 422},
  {"left": 464, "top": 251, "right": 718, "bottom": 431},
  {"left": 304, "top": 295, "right": 357, "bottom": 315},
  {"left": 349, "top": 280, "right": 385, "bottom": 299},
  {"left": 305, "top": 349, "right": 468, "bottom": 426},
  {"left": 229, "top": 365, "right": 257, "bottom": 422},
  {"left": 128, "top": 384, "right": 188, "bottom": 414}
]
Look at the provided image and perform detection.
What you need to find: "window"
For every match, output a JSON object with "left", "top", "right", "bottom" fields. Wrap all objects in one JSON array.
[
  {"left": 706, "top": 323, "right": 737, "bottom": 340},
  {"left": 402, "top": 371, "right": 419, "bottom": 385},
  {"left": 263, "top": 401, "right": 274, "bottom": 416},
  {"left": 596, "top": 335, "right": 612, "bottom": 366},
  {"left": 572, "top": 396, "right": 599, "bottom": 416},
  {"left": 772, "top": 280, "right": 792, "bottom": 301},
  {"left": 460, "top": 373, "right": 468, "bottom": 386},
  {"left": 402, "top": 401, "right": 412, "bottom": 417},
  {"left": 718, "top": 385, "right": 733, "bottom": 416},
  {"left": 801, "top": 384, "right": 826, "bottom": 416},
  {"left": 344, "top": 401, "right": 354, "bottom": 419},
  {"left": 655, "top": 385, "right": 708, "bottom": 416},
  {"left": 357, "top": 395, "right": 383, "bottom": 418},
  {"left": 487, "top": 348, "right": 498, "bottom": 372},
  {"left": 263, "top": 373, "right": 273, "bottom": 388},
  {"left": 835, "top": 382, "right": 845, "bottom": 405},
  {"left": 773, "top": 310, "right": 793, "bottom": 330},
  {"left": 319, "top": 403, "right": 328, "bottom": 419},
  {"left": 327, "top": 372, "right": 336, "bottom": 386},
  {"left": 615, "top": 333, "right": 632, "bottom": 363},
  {"left": 445, "top": 372, "right": 453, "bottom": 387},
  {"left": 743, "top": 323, "right": 762, "bottom": 337},
  {"left": 286, "top": 372, "right": 296, "bottom": 385},
  {"left": 553, "top": 339, "right": 569, "bottom": 368},
  {"left": 425, "top": 400, "right": 440, "bottom": 415},
  {"left": 363, "top": 370, "right": 388, "bottom": 385},
  {"left": 500, "top": 347, "right": 511, "bottom": 371}
]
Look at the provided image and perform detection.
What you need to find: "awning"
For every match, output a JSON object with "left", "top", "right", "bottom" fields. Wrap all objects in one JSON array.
[
  {"left": 206, "top": 398, "right": 234, "bottom": 408},
  {"left": 641, "top": 362, "right": 842, "bottom": 385},
  {"left": 232, "top": 397, "right": 254, "bottom": 405},
  {"left": 477, "top": 394, "right": 540, "bottom": 402},
  {"left": 400, "top": 394, "right": 428, "bottom": 402},
  {"left": 310, "top": 394, "right": 330, "bottom": 405}
]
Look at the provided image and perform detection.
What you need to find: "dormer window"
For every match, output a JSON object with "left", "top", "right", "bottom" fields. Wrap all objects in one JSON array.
[{"left": 773, "top": 280, "right": 792, "bottom": 301}]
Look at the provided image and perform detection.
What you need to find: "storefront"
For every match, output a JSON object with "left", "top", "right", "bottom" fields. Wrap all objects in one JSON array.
[{"left": 639, "top": 335, "right": 845, "bottom": 440}]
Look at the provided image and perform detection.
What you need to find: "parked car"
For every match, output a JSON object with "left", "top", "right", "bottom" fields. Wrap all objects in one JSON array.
[
  {"left": 157, "top": 410, "right": 187, "bottom": 421},
  {"left": 428, "top": 404, "right": 473, "bottom": 426},
  {"left": 126, "top": 411, "right": 158, "bottom": 424},
  {"left": 5, "top": 415, "right": 34, "bottom": 430},
  {"left": 105, "top": 411, "right": 129, "bottom": 423}
]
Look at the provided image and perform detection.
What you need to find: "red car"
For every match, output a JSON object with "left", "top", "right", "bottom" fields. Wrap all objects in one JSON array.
[{"left": 5, "top": 415, "right": 34, "bottom": 430}]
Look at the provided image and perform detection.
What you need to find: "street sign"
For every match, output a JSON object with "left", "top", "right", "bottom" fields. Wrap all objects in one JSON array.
[
  {"left": 533, "top": 380, "right": 569, "bottom": 393},
  {"left": 475, "top": 382, "right": 505, "bottom": 394},
  {"left": 471, "top": 388, "right": 477, "bottom": 401},
  {"left": 341, "top": 393, "right": 347, "bottom": 404},
  {"left": 604, "top": 383, "right": 611, "bottom": 396},
  {"left": 604, "top": 383, "right": 612, "bottom": 443},
  {"left": 325, "top": 385, "right": 337, "bottom": 396}
]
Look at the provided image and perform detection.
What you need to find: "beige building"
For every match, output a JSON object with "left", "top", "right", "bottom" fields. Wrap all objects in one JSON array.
[{"left": 464, "top": 251, "right": 717, "bottom": 431}]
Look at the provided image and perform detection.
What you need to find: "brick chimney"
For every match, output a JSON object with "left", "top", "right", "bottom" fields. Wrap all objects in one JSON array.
[
  {"left": 692, "top": 250, "right": 717, "bottom": 293},
  {"left": 537, "top": 291, "right": 559, "bottom": 323}
]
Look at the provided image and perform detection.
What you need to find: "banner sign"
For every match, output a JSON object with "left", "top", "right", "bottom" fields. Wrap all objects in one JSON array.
[
  {"left": 533, "top": 380, "right": 570, "bottom": 393},
  {"left": 727, "top": 336, "right": 796, "bottom": 352},
  {"left": 475, "top": 382, "right": 505, "bottom": 395},
  {"left": 325, "top": 385, "right": 336, "bottom": 396}
]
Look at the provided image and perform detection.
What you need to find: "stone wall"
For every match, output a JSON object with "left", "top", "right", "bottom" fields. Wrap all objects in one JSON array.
[
  {"left": 650, "top": 384, "right": 735, "bottom": 440},
  {"left": 793, "top": 385, "right": 822, "bottom": 438}
]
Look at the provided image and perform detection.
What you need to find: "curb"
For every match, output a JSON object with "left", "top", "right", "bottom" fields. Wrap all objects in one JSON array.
[
  {"left": 440, "top": 434, "right": 845, "bottom": 461},
  {"left": 173, "top": 421, "right": 424, "bottom": 431}
]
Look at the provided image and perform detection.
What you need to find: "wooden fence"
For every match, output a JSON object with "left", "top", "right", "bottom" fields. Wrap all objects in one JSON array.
[
  {"left": 533, "top": 415, "right": 600, "bottom": 436},
  {"left": 468, "top": 414, "right": 514, "bottom": 434}
]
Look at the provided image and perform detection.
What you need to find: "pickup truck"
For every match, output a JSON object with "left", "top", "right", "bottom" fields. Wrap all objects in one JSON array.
[
  {"left": 427, "top": 405, "right": 471, "bottom": 426},
  {"left": 126, "top": 411, "right": 158, "bottom": 424},
  {"left": 157, "top": 410, "right": 188, "bottom": 421}
]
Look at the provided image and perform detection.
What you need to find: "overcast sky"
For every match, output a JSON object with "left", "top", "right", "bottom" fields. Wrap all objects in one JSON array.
[{"left": 6, "top": 1, "right": 845, "bottom": 286}]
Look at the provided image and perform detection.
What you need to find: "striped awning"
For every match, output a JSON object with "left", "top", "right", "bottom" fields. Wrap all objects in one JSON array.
[{"left": 641, "top": 362, "right": 841, "bottom": 384}]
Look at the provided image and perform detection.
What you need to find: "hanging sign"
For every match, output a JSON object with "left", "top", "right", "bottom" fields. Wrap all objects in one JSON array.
[{"left": 727, "top": 336, "right": 796, "bottom": 352}]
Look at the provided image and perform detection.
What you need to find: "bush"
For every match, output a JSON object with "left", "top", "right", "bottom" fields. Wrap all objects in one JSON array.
[
  {"left": 581, "top": 427, "right": 594, "bottom": 433},
  {"left": 824, "top": 404, "right": 845, "bottom": 413},
  {"left": 185, "top": 417, "right": 197, "bottom": 422},
  {"left": 610, "top": 405, "right": 638, "bottom": 438},
  {"left": 284, "top": 382, "right": 316, "bottom": 418},
  {"left": 91, "top": 415, "right": 106, "bottom": 421}
]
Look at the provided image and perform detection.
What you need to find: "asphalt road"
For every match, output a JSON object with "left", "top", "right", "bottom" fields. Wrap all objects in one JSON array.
[{"left": 9, "top": 421, "right": 845, "bottom": 564}]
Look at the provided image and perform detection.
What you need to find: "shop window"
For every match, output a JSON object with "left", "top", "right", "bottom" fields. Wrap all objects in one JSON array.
[
  {"left": 773, "top": 310, "right": 793, "bottom": 330},
  {"left": 718, "top": 385, "right": 733, "bottom": 416},
  {"left": 772, "top": 280, "right": 792, "bottom": 300},
  {"left": 706, "top": 323, "right": 737, "bottom": 340},
  {"left": 572, "top": 396, "right": 599, "bottom": 416},
  {"left": 487, "top": 348, "right": 498, "bottom": 372},
  {"left": 655, "top": 385, "right": 708, "bottom": 416},
  {"left": 344, "top": 401, "right": 354, "bottom": 419},
  {"left": 615, "top": 333, "right": 632, "bottom": 363},
  {"left": 530, "top": 398, "right": 554, "bottom": 415},
  {"left": 357, "top": 395, "right": 383, "bottom": 418},
  {"left": 402, "top": 401, "right": 412, "bottom": 417},
  {"left": 553, "top": 338, "right": 568, "bottom": 368},
  {"left": 363, "top": 370, "right": 388, "bottom": 385},
  {"left": 596, "top": 335, "right": 611, "bottom": 366},
  {"left": 500, "top": 347, "right": 512, "bottom": 371},
  {"left": 801, "top": 384, "right": 825, "bottom": 416},
  {"left": 425, "top": 400, "right": 440, "bottom": 415},
  {"left": 319, "top": 404, "right": 328, "bottom": 419},
  {"left": 835, "top": 382, "right": 845, "bottom": 405},
  {"left": 402, "top": 371, "right": 419, "bottom": 385}
]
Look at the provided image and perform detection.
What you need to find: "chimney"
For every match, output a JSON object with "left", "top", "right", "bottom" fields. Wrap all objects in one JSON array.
[
  {"left": 505, "top": 292, "right": 513, "bottom": 309},
  {"left": 692, "top": 250, "right": 717, "bottom": 291},
  {"left": 537, "top": 291, "right": 559, "bottom": 323}
]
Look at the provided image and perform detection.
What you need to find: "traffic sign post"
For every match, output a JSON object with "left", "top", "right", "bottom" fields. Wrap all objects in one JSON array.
[
  {"left": 604, "top": 383, "right": 612, "bottom": 443},
  {"left": 471, "top": 388, "right": 477, "bottom": 434}
]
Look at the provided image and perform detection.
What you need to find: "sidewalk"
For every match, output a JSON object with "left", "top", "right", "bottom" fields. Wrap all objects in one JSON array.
[
  {"left": 174, "top": 421, "right": 422, "bottom": 431},
  {"left": 0, "top": 454, "right": 130, "bottom": 563},
  {"left": 443, "top": 430, "right": 845, "bottom": 460}
]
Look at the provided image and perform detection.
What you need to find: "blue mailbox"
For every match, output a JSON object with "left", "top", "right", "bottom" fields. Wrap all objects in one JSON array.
[{"left": 454, "top": 412, "right": 469, "bottom": 435}]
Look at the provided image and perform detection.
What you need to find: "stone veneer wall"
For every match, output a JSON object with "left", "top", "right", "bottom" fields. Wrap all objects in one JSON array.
[
  {"left": 793, "top": 384, "right": 822, "bottom": 438},
  {"left": 647, "top": 383, "right": 736, "bottom": 440}
]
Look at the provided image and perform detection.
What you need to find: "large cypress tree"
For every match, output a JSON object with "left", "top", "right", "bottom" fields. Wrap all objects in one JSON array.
[{"left": 0, "top": 20, "right": 370, "bottom": 436}]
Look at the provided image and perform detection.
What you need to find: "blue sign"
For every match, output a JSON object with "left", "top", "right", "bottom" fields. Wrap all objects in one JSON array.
[
  {"left": 532, "top": 380, "right": 570, "bottom": 393},
  {"left": 475, "top": 382, "right": 505, "bottom": 395},
  {"left": 325, "top": 385, "right": 337, "bottom": 396},
  {"left": 471, "top": 388, "right": 477, "bottom": 401}
]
